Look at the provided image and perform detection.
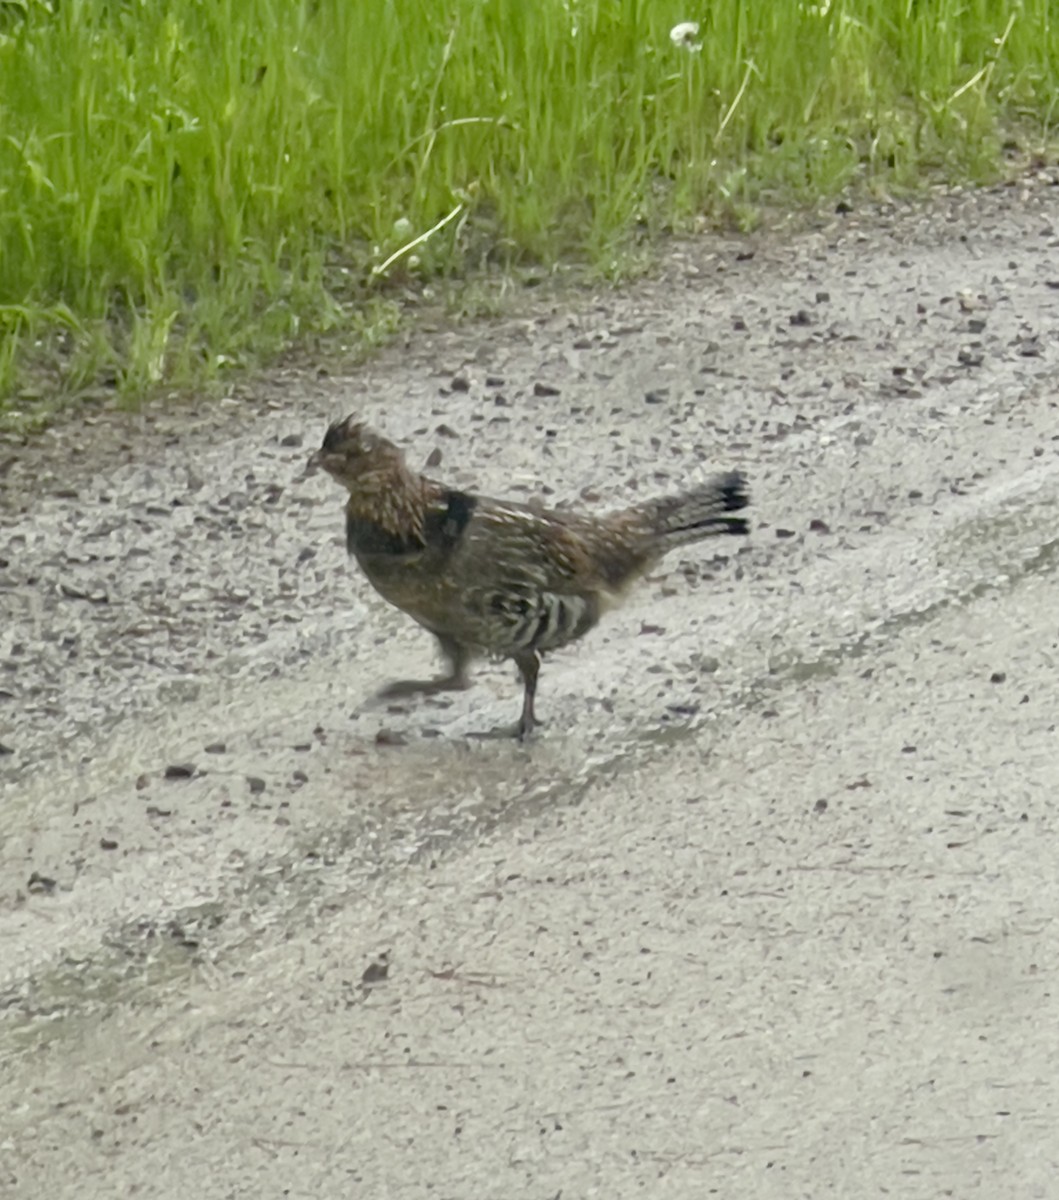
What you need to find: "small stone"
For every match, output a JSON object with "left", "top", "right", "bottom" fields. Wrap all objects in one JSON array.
[
  {"left": 99, "top": 837, "right": 119, "bottom": 851},
  {"left": 533, "top": 382, "right": 560, "bottom": 397},
  {"left": 204, "top": 743, "right": 226, "bottom": 754},
  {"left": 247, "top": 776, "right": 266, "bottom": 795},
  {"left": 361, "top": 953, "right": 390, "bottom": 985},
  {"left": 164, "top": 763, "right": 196, "bottom": 779},
  {"left": 775, "top": 528, "right": 796, "bottom": 539},
  {"left": 27, "top": 872, "right": 56, "bottom": 894},
  {"left": 808, "top": 519, "right": 831, "bottom": 534},
  {"left": 424, "top": 447, "right": 443, "bottom": 468},
  {"left": 435, "top": 423, "right": 458, "bottom": 438},
  {"left": 449, "top": 375, "right": 470, "bottom": 392},
  {"left": 59, "top": 582, "right": 109, "bottom": 604},
  {"left": 375, "top": 729, "right": 408, "bottom": 746},
  {"left": 989, "top": 671, "right": 1006, "bottom": 684},
  {"left": 279, "top": 432, "right": 303, "bottom": 448}
]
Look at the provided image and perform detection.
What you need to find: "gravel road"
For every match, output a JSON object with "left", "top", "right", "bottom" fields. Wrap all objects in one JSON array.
[{"left": 2, "top": 177, "right": 1058, "bottom": 1197}]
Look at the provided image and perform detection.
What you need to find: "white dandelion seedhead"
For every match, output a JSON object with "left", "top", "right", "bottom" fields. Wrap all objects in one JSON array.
[{"left": 669, "top": 21, "right": 702, "bottom": 52}]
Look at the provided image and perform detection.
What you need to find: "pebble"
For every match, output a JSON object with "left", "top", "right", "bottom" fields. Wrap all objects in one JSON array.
[{"left": 375, "top": 729, "right": 408, "bottom": 746}]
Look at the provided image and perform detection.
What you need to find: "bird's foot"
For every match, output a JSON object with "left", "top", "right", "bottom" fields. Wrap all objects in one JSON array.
[
  {"left": 377, "top": 673, "right": 471, "bottom": 701},
  {"left": 469, "top": 715, "right": 544, "bottom": 742},
  {"left": 468, "top": 723, "right": 524, "bottom": 741}
]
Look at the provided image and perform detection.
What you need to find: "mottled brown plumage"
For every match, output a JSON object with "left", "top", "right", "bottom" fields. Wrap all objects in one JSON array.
[{"left": 313, "top": 414, "right": 750, "bottom": 739}]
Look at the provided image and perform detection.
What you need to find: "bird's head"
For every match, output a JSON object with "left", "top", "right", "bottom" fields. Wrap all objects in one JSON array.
[{"left": 308, "top": 414, "right": 404, "bottom": 489}]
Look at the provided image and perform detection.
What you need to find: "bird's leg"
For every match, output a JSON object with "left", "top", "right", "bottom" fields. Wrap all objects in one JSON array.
[
  {"left": 377, "top": 635, "right": 472, "bottom": 700},
  {"left": 468, "top": 650, "right": 543, "bottom": 741},
  {"left": 514, "top": 650, "right": 541, "bottom": 741}
]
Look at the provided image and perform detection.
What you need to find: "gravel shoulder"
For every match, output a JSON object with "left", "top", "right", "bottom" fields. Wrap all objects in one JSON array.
[{"left": 2, "top": 177, "right": 1059, "bottom": 1197}]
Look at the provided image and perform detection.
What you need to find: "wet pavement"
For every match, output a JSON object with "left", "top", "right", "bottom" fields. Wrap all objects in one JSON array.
[{"left": 2, "top": 177, "right": 1059, "bottom": 1196}]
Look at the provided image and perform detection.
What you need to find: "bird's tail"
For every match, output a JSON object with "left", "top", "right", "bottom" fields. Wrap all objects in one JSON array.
[{"left": 630, "top": 470, "right": 750, "bottom": 551}]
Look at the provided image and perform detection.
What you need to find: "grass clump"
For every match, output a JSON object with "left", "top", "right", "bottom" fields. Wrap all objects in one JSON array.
[{"left": 1, "top": 0, "right": 1057, "bottom": 414}]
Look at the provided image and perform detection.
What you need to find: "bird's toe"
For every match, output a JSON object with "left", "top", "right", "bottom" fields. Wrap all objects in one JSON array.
[
  {"left": 377, "top": 673, "right": 471, "bottom": 700},
  {"left": 469, "top": 720, "right": 530, "bottom": 742}
]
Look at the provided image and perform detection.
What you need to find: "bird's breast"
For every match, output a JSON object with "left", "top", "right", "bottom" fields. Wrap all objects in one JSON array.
[{"left": 345, "top": 513, "right": 423, "bottom": 558}]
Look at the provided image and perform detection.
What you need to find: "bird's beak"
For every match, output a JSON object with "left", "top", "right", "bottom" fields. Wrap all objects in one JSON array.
[{"left": 298, "top": 449, "right": 323, "bottom": 482}]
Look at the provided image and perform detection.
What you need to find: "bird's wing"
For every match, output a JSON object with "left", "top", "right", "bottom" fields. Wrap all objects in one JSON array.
[{"left": 432, "top": 502, "right": 602, "bottom": 653}]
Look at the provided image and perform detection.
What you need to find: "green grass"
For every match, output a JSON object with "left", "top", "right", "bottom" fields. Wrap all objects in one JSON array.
[{"left": 1, "top": 0, "right": 1057, "bottom": 415}]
